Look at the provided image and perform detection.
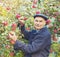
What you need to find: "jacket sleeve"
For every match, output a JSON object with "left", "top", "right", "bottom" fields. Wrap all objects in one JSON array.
[
  {"left": 14, "top": 34, "right": 51, "bottom": 54},
  {"left": 18, "top": 24, "right": 30, "bottom": 40}
]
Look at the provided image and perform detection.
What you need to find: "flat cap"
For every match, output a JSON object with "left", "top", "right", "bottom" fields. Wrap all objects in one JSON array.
[{"left": 34, "top": 14, "right": 48, "bottom": 20}]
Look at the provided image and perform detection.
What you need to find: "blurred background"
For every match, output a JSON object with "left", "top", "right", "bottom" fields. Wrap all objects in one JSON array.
[{"left": 0, "top": 0, "right": 60, "bottom": 57}]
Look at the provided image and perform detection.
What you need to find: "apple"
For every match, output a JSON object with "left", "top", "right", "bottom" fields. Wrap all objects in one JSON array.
[
  {"left": 32, "top": 4, "right": 37, "bottom": 8},
  {"left": 5, "top": 45, "right": 10, "bottom": 49},
  {"left": 9, "top": 51, "right": 14, "bottom": 56},
  {"left": 10, "top": 40, "right": 15, "bottom": 44},
  {"left": 36, "top": 11, "right": 40, "bottom": 14},
  {"left": 53, "top": 37, "right": 57, "bottom": 41},
  {"left": 49, "top": 48, "right": 53, "bottom": 53},
  {"left": 11, "top": 23, "right": 17, "bottom": 31},
  {"left": 6, "top": 7, "right": 11, "bottom": 11},
  {"left": 46, "top": 20, "right": 51, "bottom": 25},
  {"left": 53, "top": 29, "right": 57, "bottom": 33},
  {"left": 23, "top": 17, "right": 28, "bottom": 21},
  {"left": 33, "top": 0, "right": 38, "bottom": 4},
  {"left": 2, "top": 21, "right": 8, "bottom": 26},
  {"left": 16, "top": 14, "right": 21, "bottom": 19},
  {"left": 51, "top": 35, "right": 57, "bottom": 41}
]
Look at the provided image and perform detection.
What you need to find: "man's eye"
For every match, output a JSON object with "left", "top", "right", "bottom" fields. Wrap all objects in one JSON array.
[
  {"left": 35, "top": 20, "right": 38, "bottom": 22},
  {"left": 39, "top": 21, "right": 42, "bottom": 22}
]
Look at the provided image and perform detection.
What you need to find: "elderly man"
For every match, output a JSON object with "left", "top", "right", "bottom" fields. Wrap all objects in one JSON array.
[{"left": 8, "top": 14, "right": 51, "bottom": 57}]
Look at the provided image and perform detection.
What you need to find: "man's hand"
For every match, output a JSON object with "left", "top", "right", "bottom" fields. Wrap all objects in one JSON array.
[
  {"left": 18, "top": 17, "right": 25, "bottom": 26},
  {"left": 8, "top": 31, "right": 18, "bottom": 44}
]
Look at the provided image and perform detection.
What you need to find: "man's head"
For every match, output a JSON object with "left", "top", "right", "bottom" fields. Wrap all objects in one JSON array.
[{"left": 34, "top": 14, "right": 48, "bottom": 30}]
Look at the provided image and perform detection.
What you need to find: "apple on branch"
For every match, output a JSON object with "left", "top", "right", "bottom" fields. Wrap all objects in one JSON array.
[
  {"left": 2, "top": 21, "right": 8, "bottom": 26},
  {"left": 11, "top": 22, "right": 17, "bottom": 31}
]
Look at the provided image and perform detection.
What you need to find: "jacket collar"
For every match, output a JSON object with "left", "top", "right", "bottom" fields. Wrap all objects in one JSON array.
[{"left": 32, "top": 26, "right": 47, "bottom": 34}]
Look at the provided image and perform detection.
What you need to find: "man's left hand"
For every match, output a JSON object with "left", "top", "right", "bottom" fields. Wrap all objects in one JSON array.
[{"left": 8, "top": 31, "right": 18, "bottom": 44}]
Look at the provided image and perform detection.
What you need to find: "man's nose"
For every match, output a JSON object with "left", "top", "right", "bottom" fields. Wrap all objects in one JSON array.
[{"left": 37, "top": 22, "right": 40, "bottom": 24}]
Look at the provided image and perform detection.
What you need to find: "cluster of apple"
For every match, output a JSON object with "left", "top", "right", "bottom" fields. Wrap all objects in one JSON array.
[
  {"left": 0, "top": 0, "right": 60, "bottom": 57},
  {"left": 32, "top": 0, "right": 38, "bottom": 8}
]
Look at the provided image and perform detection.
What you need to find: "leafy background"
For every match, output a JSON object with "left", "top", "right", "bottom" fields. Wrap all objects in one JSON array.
[{"left": 0, "top": 0, "right": 60, "bottom": 57}]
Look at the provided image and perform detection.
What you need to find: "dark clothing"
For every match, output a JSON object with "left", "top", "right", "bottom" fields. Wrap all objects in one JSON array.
[{"left": 14, "top": 25, "right": 51, "bottom": 57}]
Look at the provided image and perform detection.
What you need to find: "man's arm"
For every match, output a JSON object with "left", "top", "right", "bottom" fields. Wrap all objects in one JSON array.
[
  {"left": 18, "top": 23, "right": 30, "bottom": 40},
  {"left": 14, "top": 34, "right": 51, "bottom": 54}
]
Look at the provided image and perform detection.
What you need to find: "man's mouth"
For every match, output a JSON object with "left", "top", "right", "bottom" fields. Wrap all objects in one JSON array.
[{"left": 35, "top": 24, "right": 40, "bottom": 27}]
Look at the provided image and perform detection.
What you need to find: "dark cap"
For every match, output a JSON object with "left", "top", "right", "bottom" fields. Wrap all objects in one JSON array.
[{"left": 34, "top": 14, "right": 48, "bottom": 20}]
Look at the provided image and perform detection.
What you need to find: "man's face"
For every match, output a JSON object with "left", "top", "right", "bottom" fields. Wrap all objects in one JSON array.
[{"left": 34, "top": 17, "right": 46, "bottom": 30}]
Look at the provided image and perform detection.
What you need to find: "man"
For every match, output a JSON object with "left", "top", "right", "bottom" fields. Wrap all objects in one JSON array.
[{"left": 8, "top": 14, "right": 51, "bottom": 57}]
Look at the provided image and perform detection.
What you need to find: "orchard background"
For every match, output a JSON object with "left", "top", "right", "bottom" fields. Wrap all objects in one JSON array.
[{"left": 0, "top": 0, "right": 60, "bottom": 57}]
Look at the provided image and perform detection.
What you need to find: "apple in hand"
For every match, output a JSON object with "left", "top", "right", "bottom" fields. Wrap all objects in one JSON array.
[
  {"left": 10, "top": 40, "right": 16, "bottom": 44},
  {"left": 16, "top": 14, "right": 21, "bottom": 19},
  {"left": 18, "top": 18, "right": 25, "bottom": 26},
  {"left": 8, "top": 31, "right": 17, "bottom": 44}
]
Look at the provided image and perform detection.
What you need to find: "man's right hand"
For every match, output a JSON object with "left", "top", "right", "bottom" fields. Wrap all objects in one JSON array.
[{"left": 18, "top": 17, "right": 25, "bottom": 26}]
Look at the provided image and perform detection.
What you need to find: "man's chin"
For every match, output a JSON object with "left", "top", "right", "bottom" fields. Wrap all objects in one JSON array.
[{"left": 35, "top": 27, "right": 41, "bottom": 30}]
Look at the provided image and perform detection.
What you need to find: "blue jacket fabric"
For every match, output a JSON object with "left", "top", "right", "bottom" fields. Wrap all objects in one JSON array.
[{"left": 14, "top": 25, "right": 51, "bottom": 57}]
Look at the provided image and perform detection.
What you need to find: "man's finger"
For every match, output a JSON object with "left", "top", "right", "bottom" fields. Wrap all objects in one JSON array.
[{"left": 9, "top": 31, "right": 15, "bottom": 36}]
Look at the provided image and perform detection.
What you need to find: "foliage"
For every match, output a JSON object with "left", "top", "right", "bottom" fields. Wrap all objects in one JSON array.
[{"left": 0, "top": 0, "right": 60, "bottom": 57}]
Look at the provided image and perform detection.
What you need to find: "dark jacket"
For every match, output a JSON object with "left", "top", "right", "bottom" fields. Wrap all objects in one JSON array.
[{"left": 14, "top": 25, "right": 51, "bottom": 57}]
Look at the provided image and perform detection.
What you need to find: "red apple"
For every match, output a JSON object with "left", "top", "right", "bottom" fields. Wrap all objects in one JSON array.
[
  {"left": 49, "top": 48, "right": 53, "bottom": 53},
  {"left": 53, "top": 29, "right": 57, "bottom": 33},
  {"left": 6, "top": 7, "right": 11, "bottom": 10},
  {"left": 53, "top": 37, "right": 57, "bottom": 41},
  {"left": 23, "top": 17, "right": 28, "bottom": 21},
  {"left": 16, "top": 14, "right": 21, "bottom": 19},
  {"left": 11, "top": 23, "right": 17, "bottom": 31},
  {"left": 32, "top": 4, "right": 37, "bottom": 8},
  {"left": 5, "top": 45, "right": 10, "bottom": 49},
  {"left": 36, "top": 11, "right": 40, "bottom": 14},
  {"left": 46, "top": 20, "right": 51, "bottom": 25},
  {"left": 9, "top": 51, "right": 14, "bottom": 56},
  {"left": 2, "top": 21, "right": 8, "bottom": 26},
  {"left": 10, "top": 40, "right": 15, "bottom": 44},
  {"left": 33, "top": 0, "right": 38, "bottom": 4}
]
